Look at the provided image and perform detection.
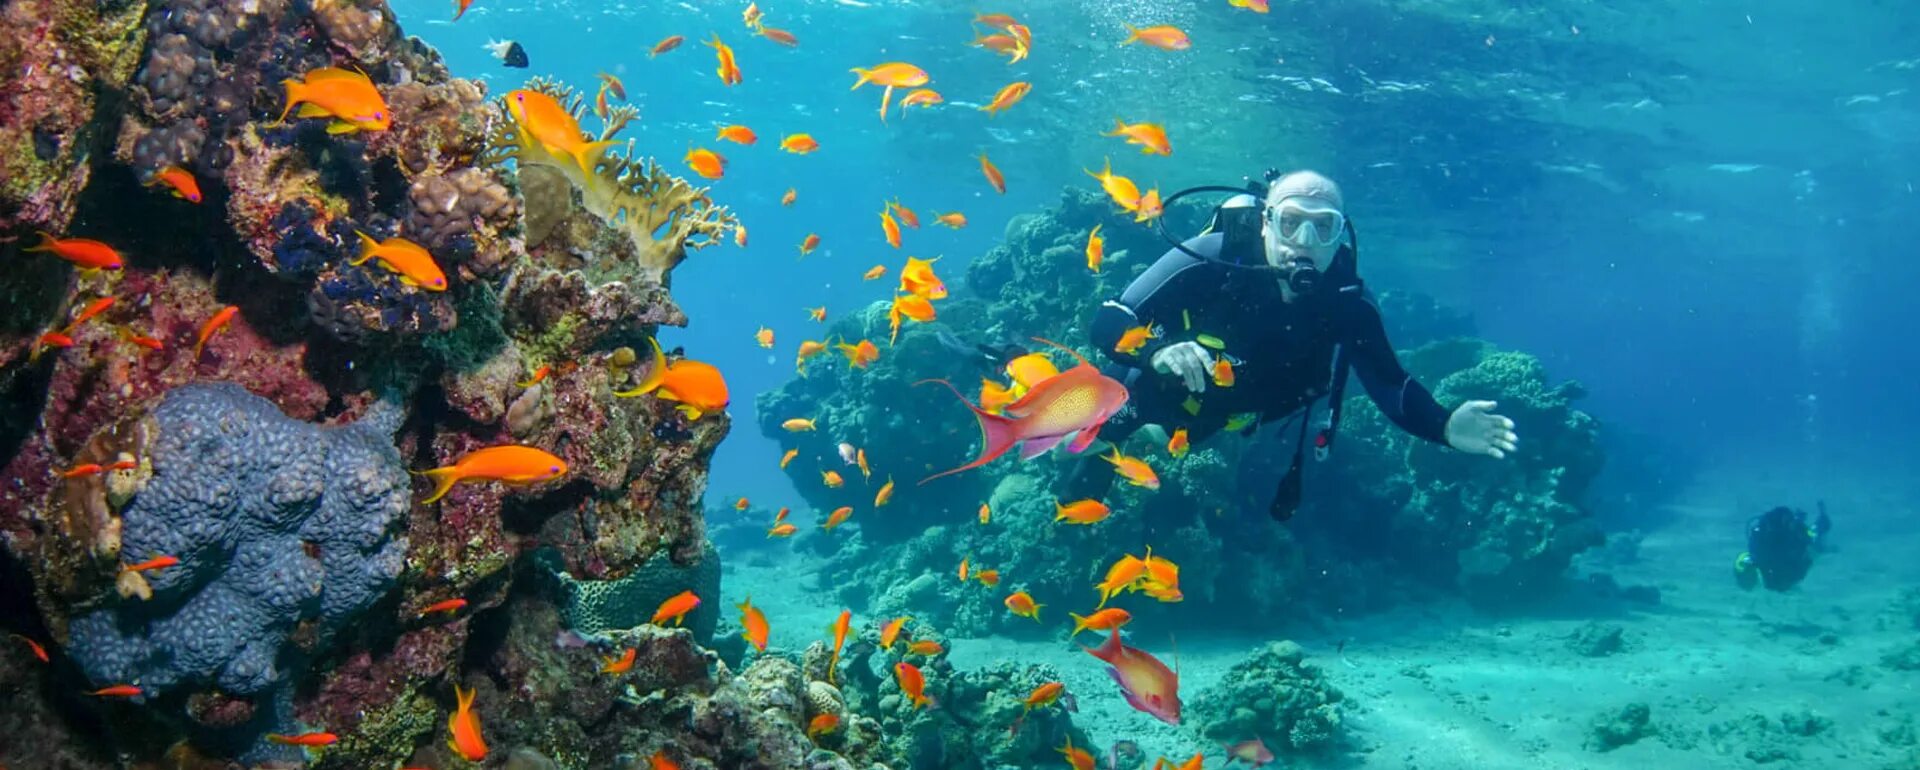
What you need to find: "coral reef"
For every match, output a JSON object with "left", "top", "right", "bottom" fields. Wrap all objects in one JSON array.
[
  {"left": 535, "top": 545, "right": 723, "bottom": 643},
  {"left": 1188, "top": 641, "right": 1348, "bottom": 755},
  {"left": 1586, "top": 702, "right": 1655, "bottom": 752}
]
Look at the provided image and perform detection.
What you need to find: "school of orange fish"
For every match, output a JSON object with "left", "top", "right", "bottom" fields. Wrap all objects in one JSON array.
[{"left": 12, "top": 1, "right": 1289, "bottom": 767}]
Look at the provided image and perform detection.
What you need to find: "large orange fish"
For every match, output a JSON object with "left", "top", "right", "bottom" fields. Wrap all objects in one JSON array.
[
  {"left": 448, "top": 684, "right": 487, "bottom": 760},
  {"left": 738, "top": 596, "right": 770, "bottom": 652},
  {"left": 278, "top": 67, "right": 390, "bottom": 134},
  {"left": 417, "top": 445, "right": 568, "bottom": 504},
  {"left": 1086, "top": 157, "right": 1144, "bottom": 213},
  {"left": 600, "top": 647, "right": 637, "bottom": 674},
  {"left": 898, "top": 256, "right": 948, "bottom": 300},
  {"left": 652, "top": 590, "right": 700, "bottom": 627},
  {"left": 353, "top": 232, "right": 447, "bottom": 291},
  {"left": 1054, "top": 499, "right": 1111, "bottom": 524},
  {"left": 1101, "top": 449, "right": 1160, "bottom": 490},
  {"left": 1004, "top": 591, "right": 1043, "bottom": 621},
  {"left": 828, "top": 609, "right": 850, "bottom": 684},
  {"left": 894, "top": 662, "right": 933, "bottom": 709},
  {"left": 27, "top": 233, "right": 123, "bottom": 271},
  {"left": 1068, "top": 608, "right": 1132, "bottom": 639},
  {"left": 506, "top": 89, "right": 619, "bottom": 173},
  {"left": 613, "top": 338, "right": 731, "bottom": 420},
  {"left": 979, "top": 82, "right": 1032, "bottom": 116},
  {"left": 917, "top": 338, "right": 1129, "bottom": 483},
  {"left": 707, "top": 35, "right": 743, "bottom": 85},
  {"left": 1121, "top": 24, "right": 1191, "bottom": 51},
  {"left": 685, "top": 147, "right": 727, "bottom": 179},
  {"left": 880, "top": 210, "right": 902, "bottom": 248},
  {"left": 1106, "top": 119, "right": 1172, "bottom": 155},
  {"left": 1083, "top": 628, "right": 1181, "bottom": 725},
  {"left": 149, "top": 166, "right": 202, "bottom": 203},
  {"left": 1024, "top": 681, "right": 1065, "bottom": 712}
]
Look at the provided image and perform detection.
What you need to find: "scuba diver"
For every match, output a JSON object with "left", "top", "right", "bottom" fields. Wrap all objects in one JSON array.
[
  {"left": 1734, "top": 503, "right": 1831, "bottom": 592},
  {"left": 1060, "top": 170, "right": 1519, "bottom": 520}
]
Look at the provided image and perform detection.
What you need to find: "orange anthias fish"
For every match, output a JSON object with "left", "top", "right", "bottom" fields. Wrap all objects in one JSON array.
[
  {"left": 418, "top": 597, "right": 468, "bottom": 617},
  {"left": 755, "top": 327, "right": 775, "bottom": 349},
  {"left": 92, "top": 685, "right": 142, "bottom": 697},
  {"left": 899, "top": 88, "right": 944, "bottom": 116},
  {"left": 1134, "top": 187, "right": 1165, "bottom": 223},
  {"left": 781, "top": 187, "right": 798, "bottom": 206},
  {"left": 1154, "top": 754, "right": 1207, "bottom": 770},
  {"left": 1083, "top": 627, "right": 1181, "bottom": 725},
  {"left": 1024, "top": 681, "right": 1065, "bottom": 712},
  {"left": 1212, "top": 358, "right": 1235, "bottom": 387},
  {"left": 1114, "top": 325, "right": 1158, "bottom": 355},
  {"left": 980, "top": 81, "right": 1032, "bottom": 116},
  {"left": 1167, "top": 427, "right": 1190, "bottom": 457},
  {"left": 597, "top": 72, "right": 627, "bottom": 101},
  {"left": 856, "top": 449, "right": 871, "bottom": 480},
  {"left": 972, "top": 33, "right": 1027, "bottom": 63},
  {"left": 33, "top": 331, "right": 74, "bottom": 359},
  {"left": 1121, "top": 24, "right": 1192, "bottom": 51},
  {"left": 934, "top": 212, "right": 967, "bottom": 228},
  {"left": 850, "top": 62, "right": 930, "bottom": 89},
  {"left": 121, "top": 555, "right": 179, "bottom": 574},
  {"left": 979, "top": 379, "right": 1016, "bottom": 414},
  {"left": 26, "top": 233, "right": 123, "bottom": 271},
  {"left": 958, "top": 557, "right": 970, "bottom": 582},
  {"left": 685, "top": 147, "right": 727, "bottom": 180},
  {"left": 716, "top": 124, "right": 757, "bottom": 144},
  {"left": 887, "top": 293, "right": 935, "bottom": 344},
  {"left": 59, "top": 462, "right": 103, "bottom": 479},
  {"left": 1054, "top": 499, "right": 1111, "bottom": 524},
  {"left": 734, "top": 497, "right": 750, "bottom": 511},
  {"left": 1102, "top": 449, "right": 1161, "bottom": 490},
  {"left": 278, "top": 67, "right": 390, "bottom": 134},
  {"left": 821, "top": 506, "right": 853, "bottom": 530},
  {"left": 448, "top": 684, "right": 488, "bottom": 761},
  {"left": 895, "top": 662, "right": 933, "bottom": 709},
  {"left": 268, "top": 731, "right": 338, "bottom": 747},
  {"left": 978, "top": 153, "right": 1007, "bottom": 194},
  {"left": 505, "top": 89, "right": 619, "bottom": 173},
  {"left": 975, "top": 569, "right": 1001, "bottom": 587},
  {"left": 707, "top": 35, "right": 743, "bottom": 85},
  {"left": 600, "top": 647, "right": 637, "bottom": 674},
  {"left": 613, "top": 338, "right": 732, "bottom": 420},
  {"left": 906, "top": 640, "right": 943, "bottom": 656},
  {"left": 1069, "top": 608, "right": 1132, "bottom": 639},
  {"left": 863, "top": 265, "right": 887, "bottom": 280},
  {"left": 418, "top": 445, "right": 567, "bottom": 504},
  {"left": 780, "top": 448, "right": 799, "bottom": 468},
  {"left": 119, "top": 329, "right": 165, "bottom": 350},
  {"left": 516, "top": 365, "right": 552, "bottom": 388},
  {"left": 742, "top": 1, "right": 763, "bottom": 29},
  {"left": 1059, "top": 737, "right": 1098, "bottom": 770},
  {"left": 837, "top": 339, "right": 880, "bottom": 368},
  {"left": 880, "top": 210, "right": 902, "bottom": 248},
  {"left": 782, "top": 418, "right": 817, "bottom": 432},
  {"left": 1224, "top": 738, "right": 1275, "bottom": 767},
  {"left": 13, "top": 634, "right": 50, "bottom": 663},
  {"left": 889, "top": 200, "right": 921, "bottom": 229},
  {"left": 828, "top": 609, "right": 851, "bottom": 684},
  {"left": 1140, "top": 550, "right": 1183, "bottom": 602},
  {"left": 974, "top": 12, "right": 1019, "bottom": 29},
  {"left": 1086, "top": 157, "right": 1144, "bottom": 213},
  {"left": 918, "top": 339, "right": 1129, "bottom": 483},
  {"left": 806, "top": 713, "right": 840, "bottom": 739},
  {"left": 898, "top": 256, "right": 948, "bottom": 300},
  {"left": 650, "top": 752, "right": 682, "bottom": 770},
  {"left": 149, "top": 166, "right": 202, "bottom": 203},
  {"left": 767, "top": 522, "right": 798, "bottom": 538},
  {"left": 651, "top": 35, "right": 685, "bottom": 57},
  {"left": 821, "top": 470, "right": 844, "bottom": 489},
  {"left": 798, "top": 233, "right": 821, "bottom": 256},
  {"left": 452, "top": 0, "right": 476, "bottom": 20},
  {"left": 353, "top": 232, "right": 448, "bottom": 291},
  {"left": 1229, "top": 0, "right": 1271, "bottom": 12},
  {"left": 1096, "top": 553, "right": 1149, "bottom": 608},
  {"left": 780, "top": 134, "right": 820, "bottom": 154},
  {"left": 1004, "top": 591, "right": 1043, "bottom": 621},
  {"left": 192, "top": 305, "right": 239, "bottom": 359},
  {"left": 734, "top": 223, "right": 749, "bottom": 247},
  {"left": 758, "top": 26, "right": 798, "bottom": 46},
  {"left": 652, "top": 590, "right": 701, "bottom": 627},
  {"left": 874, "top": 477, "right": 895, "bottom": 507},
  {"left": 795, "top": 340, "right": 827, "bottom": 373},
  {"left": 1106, "top": 119, "right": 1172, "bottom": 156},
  {"left": 739, "top": 595, "right": 770, "bottom": 652},
  {"left": 879, "top": 615, "right": 911, "bottom": 649}
]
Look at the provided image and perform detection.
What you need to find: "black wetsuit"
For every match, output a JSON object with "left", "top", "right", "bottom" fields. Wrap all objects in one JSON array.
[
  {"left": 1065, "top": 232, "right": 1453, "bottom": 500},
  {"left": 1738, "top": 505, "right": 1831, "bottom": 592}
]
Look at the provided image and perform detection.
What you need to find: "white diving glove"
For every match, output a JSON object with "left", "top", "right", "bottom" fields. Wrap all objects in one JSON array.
[
  {"left": 1446, "top": 400, "right": 1518, "bottom": 459},
  {"left": 1150, "top": 341, "right": 1214, "bottom": 393}
]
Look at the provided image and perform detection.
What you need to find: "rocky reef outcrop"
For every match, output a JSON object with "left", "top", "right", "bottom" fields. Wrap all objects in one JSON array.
[
  {"left": 0, "top": 0, "right": 753, "bottom": 764},
  {"left": 1188, "top": 640, "right": 1348, "bottom": 756}
]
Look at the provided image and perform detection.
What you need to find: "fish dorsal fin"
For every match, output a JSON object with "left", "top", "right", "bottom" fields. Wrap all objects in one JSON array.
[
  {"left": 1029, "top": 336, "right": 1090, "bottom": 368},
  {"left": 1170, "top": 633, "right": 1181, "bottom": 675},
  {"left": 306, "top": 67, "right": 371, "bottom": 84}
]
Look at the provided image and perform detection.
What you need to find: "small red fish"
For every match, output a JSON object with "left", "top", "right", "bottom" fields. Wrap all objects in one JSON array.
[
  {"left": 652, "top": 590, "right": 700, "bottom": 627},
  {"left": 517, "top": 365, "right": 551, "bottom": 388},
  {"left": 600, "top": 647, "right": 637, "bottom": 674},
  {"left": 651, "top": 35, "right": 685, "bottom": 57},
  {"left": 267, "top": 732, "right": 338, "bottom": 747},
  {"left": 121, "top": 555, "right": 179, "bottom": 574},
  {"left": 418, "top": 598, "right": 468, "bottom": 617},
  {"left": 192, "top": 305, "right": 239, "bottom": 360},
  {"left": 91, "top": 685, "right": 142, "bottom": 698},
  {"left": 26, "top": 233, "right": 124, "bottom": 271},
  {"left": 36, "top": 332, "right": 74, "bottom": 351},
  {"left": 12, "top": 634, "right": 49, "bottom": 663},
  {"left": 150, "top": 167, "right": 203, "bottom": 203},
  {"left": 64, "top": 297, "right": 115, "bottom": 333},
  {"left": 119, "top": 328, "right": 165, "bottom": 350},
  {"left": 59, "top": 463, "right": 105, "bottom": 479}
]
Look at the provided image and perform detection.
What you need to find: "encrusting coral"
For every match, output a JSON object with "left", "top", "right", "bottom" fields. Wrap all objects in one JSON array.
[{"left": 1188, "top": 640, "right": 1348, "bottom": 755}]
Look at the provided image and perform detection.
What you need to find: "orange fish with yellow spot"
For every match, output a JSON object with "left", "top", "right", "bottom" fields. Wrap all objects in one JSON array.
[
  {"left": 1102, "top": 448, "right": 1160, "bottom": 490},
  {"left": 837, "top": 339, "right": 880, "bottom": 368},
  {"left": 1004, "top": 591, "right": 1043, "bottom": 621},
  {"left": 716, "top": 124, "right": 757, "bottom": 145},
  {"left": 738, "top": 595, "right": 770, "bottom": 652},
  {"left": 613, "top": 338, "right": 732, "bottom": 420},
  {"left": 278, "top": 67, "right": 390, "bottom": 134},
  {"left": 149, "top": 166, "right": 202, "bottom": 203},
  {"left": 895, "top": 661, "right": 933, "bottom": 709},
  {"left": 1106, "top": 119, "right": 1172, "bottom": 156},
  {"left": 447, "top": 684, "right": 488, "bottom": 761},
  {"left": 505, "top": 89, "right": 618, "bottom": 173},
  {"left": 353, "top": 232, "right": 447, "bottom": 291},
  {"left": 707, "top": 35, "right": 743, "bottom": 85},
  {"left": 918, "top": 339, "right": 1129, "bottom": 483},
  {"left": 685, "top": 147, "right": 727, "bottom": 180},
  {"left": 1083, "top": 627, "right": 1182, "bottom": 724},
  {"left": 780, "top": 134, "right": 820, "bottom": 154}
]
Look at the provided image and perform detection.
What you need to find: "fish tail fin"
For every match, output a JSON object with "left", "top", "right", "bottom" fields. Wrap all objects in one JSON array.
[
  {"left": 24, "top": 231, "right": 57, "bottom": 254},
  {"left": 1121, "top": 24, "right": 1141, "bottom": 45},
  {"left": 351, "top": 230, "right": 378, "bottom": 265},
  {"left": 914, "top": 378, "right": 1019, "bottom": 484},
  {"left": 848, "top": 67, "right": 872, "bottom": 90},
  {"left": 1109, "top": 118, "right": 1127, "bottom": 136},
  {"left": 827, "top": 649, "right": 840, "bottom": 684},
  {"left": 417, "top": 467, "right": 462, "bottom": 504},
  {"left": 274, "top": 79, "right": 305, "bottom": 125},
  {"left": 572, "top": 140, "right": 620, "bottom": 175},
  {"left": 1068, "top": 612, "right": 1091, "bottom": 639},
  {"left": 616, "top": 338, "right": 670, "bottom": 398},
  {"left": 452, "top": 0, "right": 467, "bottom": 20}
]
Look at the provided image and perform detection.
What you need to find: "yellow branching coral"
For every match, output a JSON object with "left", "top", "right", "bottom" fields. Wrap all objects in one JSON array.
[{"left": 483, "top": 77, "right": 735, "bottom": 283}]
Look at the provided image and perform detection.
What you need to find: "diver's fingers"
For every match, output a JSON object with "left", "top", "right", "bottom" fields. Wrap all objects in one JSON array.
[
  {"left": 1464, "top": 400, "right": 1497, "bottom": 414},
  {"left": 1181, "top": 349, "right": 1204, "bottom": 392}
]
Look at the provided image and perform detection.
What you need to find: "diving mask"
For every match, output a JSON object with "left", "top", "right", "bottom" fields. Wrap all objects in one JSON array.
[{"left": 1266, "top": 197, "right": 1346, "bottom": 249}]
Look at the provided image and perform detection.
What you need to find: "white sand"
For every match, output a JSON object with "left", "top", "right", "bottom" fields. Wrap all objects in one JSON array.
[{"left": 722, "top": 449, "right": 1920, "bottom": 768}]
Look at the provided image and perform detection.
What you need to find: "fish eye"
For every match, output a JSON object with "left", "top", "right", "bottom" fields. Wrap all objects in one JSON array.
[{"left": 548, "top": 465, "right": 560, "bottom": 474}]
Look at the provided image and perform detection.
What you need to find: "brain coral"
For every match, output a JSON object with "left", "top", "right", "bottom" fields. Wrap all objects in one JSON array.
[{"left": 65, "top": 383, "right": 410, "bottom": 701}]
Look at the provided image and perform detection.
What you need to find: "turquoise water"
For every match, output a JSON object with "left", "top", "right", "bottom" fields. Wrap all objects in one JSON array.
[{"left": 379, "top": 1, "right": 1920, "bottom": 766}]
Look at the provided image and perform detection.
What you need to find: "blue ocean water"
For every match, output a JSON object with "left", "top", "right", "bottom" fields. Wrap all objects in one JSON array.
[{"left": 394, "top": 0, "right": 1919, "bottom": 511}]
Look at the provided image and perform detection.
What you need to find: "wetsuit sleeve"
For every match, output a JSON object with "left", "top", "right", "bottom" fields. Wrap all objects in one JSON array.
[
  {"left": 1090, "top": 235, "right": 1218, "bottom": 367},
  {"left": 1344, "top": 295, "right": 1452, "bottom": 446}
]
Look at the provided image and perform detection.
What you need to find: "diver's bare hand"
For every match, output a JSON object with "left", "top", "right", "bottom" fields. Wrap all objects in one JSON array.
[
  {"left": 1446, "top": 400, "right": 1518, "bottom": 459},
  {"left": 1150, "top": 341, "right": 1213, "bottom": 393}
]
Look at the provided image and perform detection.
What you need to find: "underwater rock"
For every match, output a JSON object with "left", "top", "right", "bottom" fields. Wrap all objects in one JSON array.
[
  {"left": 1880, "top": 639, "right": 1920, "bottom": 671},
  {"left": 57, "top": 383, "right": 409, "bottom": 758},
  {"left": 534, "top": 544, "right": 723, "bottom": 643},
  {"left": 1586, "top": 702, "right": 1655, "bottom": 752},
  {"left": 1189, "top": 640, "right": 1348, "bottom": 755},
  {"left": 1567, "top": 621, "right": 1628, "bottom": 657}
]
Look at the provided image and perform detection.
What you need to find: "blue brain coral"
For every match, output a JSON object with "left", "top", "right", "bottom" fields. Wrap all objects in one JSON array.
[{"left": 66, "top": 383, "right": 410, "bottom": 700}]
